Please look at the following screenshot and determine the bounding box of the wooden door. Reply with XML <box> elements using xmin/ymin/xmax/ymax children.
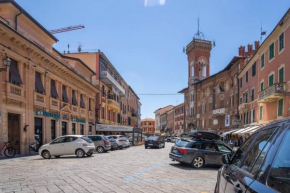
<box><xmin>8</xmin><ymin>113</ymin><xmax>20</xmax><ymax>154</ymax></box>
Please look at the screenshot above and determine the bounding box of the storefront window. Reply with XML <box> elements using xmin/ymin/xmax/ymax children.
<box><xmin>51</xmin><ymin>120</ymin><xmax>56</xmax><ymax>140</ymax></box>
<box><xmin>80</xmin><ymin>124</ymin><xmax>84</xmax><ymax>135</ymax></box>
<box><xmin>89</xmin><ymin>126</ymin><xmax>92</xmax><ymax>135</ymax></box>
<box><xmin>72</xmin><ymin>123</ymin><xmax>76</xmax><ymax>135</ymax></box>
<box><xmin>62</xmin><ymin>122</ymin><xmax>67</xmax><ymax>135</ymax></box>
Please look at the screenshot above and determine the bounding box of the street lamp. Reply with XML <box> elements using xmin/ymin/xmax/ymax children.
<box><xmin>0</xmin><ymin>56</ymin><xmax>11</xmax><ymax>72</ymax></box>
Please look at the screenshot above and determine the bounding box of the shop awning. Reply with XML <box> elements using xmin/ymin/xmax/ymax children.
<box><xmin>232</xmin><ymin>126</ymin><xmax>254</xmax><ymax>135</ymax></box>
<box><xmin>249</xmin><ymin>126</ymin><xmax>263</xmax><ymax>134</ymax></box>
<box><xmin>96</xmin><ymin>124</ymin><xmax>133</xmax><ymax>132</ymax></box>
<box><xmin>221</xmin><ymin>129</ymin><xmax>240</xmax><ymax>136</ymax></box>
<box><xmin>239</xmin><ymin>125</ymin><xmax>260</xmax><ymax>134</ymax></box>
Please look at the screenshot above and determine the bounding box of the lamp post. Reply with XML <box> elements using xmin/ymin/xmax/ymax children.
<box><xmin>0</xmin><ymin>57</ymin><xmax>11</xmax><ymax>72</ymax></box>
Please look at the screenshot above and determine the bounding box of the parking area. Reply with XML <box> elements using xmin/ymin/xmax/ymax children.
<box><xmin>0</xmin><ymin>143</ymin><xmax>218</xmax><ymax>193</ymax></box>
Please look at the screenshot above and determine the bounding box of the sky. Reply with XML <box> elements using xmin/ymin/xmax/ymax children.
<box><xmin>16</xmin><ymin>0</ymin><xmax>290</xmax><ymax>119</ymax></box>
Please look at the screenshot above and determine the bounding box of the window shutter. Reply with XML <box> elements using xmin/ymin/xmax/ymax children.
<box><xmin>50</xmin><ymin>80</ymin><xmax>58</xmax><ymax>99</ymax></box>
<box><xmin>278</xmin><ymin>99</ymin><xmax>283</xmax><ymax>116</ymax></box>
<box><xmin>72</xmin><ymin>91</ymin><xmax>77</xmax><ymax>105</ymax></box>
<box><xmin>260</xmin><ymin>106</ymin><xmax>263</xmax><ymax>120</ymax></box>
<box><xmin>279</xmin><ymin>68</ymin><xmax>284</xmax><ymax>83</ymax></box>
<box><xmin>35</xmin><ymin>72</ymin><xmax>45</xmax><ymax>94</ymax></box>
<box><xmin>9</xmin><ymin>60</ymin><xmax>23</xmax><ymax>85</ymax></box>
<box><xmin>261</xmin><ymin>54</ymin><xmax>264</xmax><ymax>68</ymax></box>
<box><xmin>62</xmin><ymin>86</ymin><xmax>69</xmax><ymax>102</ymax></box>
<box><xmin>80</xmin><ymin>94</ymin><xmax>85</xmax><ymax>108</ymax></box>
<box><xmin>261</xmin><ymin>82</ymin><xmax>264</xmax><ymax>91</ymax></box>
<box><xmin>269</xmin><ymin>75</ymin><xmax>274</xmax><ymax>86</ymax></box>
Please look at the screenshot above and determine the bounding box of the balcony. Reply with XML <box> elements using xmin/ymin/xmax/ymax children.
<box><xmin>72</xmin><ymin>105</ymin><xmax>78</xmax><ymax>115</ymax></box>
<box><xmin>50</xmin><ymin>98</ymin><xmax>60</xmax><ymax>111</ymax></box>
<box><xmin>89</xmin><ymin>111</ymin><xmax>93</xmax><ymax>119</ymax></box>
<box><xmin>239</xmin><ymin>103</ymin><xmax>248</xmax><ymax>113</ymax></box>
<box><xmin>213</xmin><ymin>108</ymin><xmax>228</xmax><ymax>116</ymax></box>
<box><xmin>258</xmin><ymin>83</ymin><xmax>288</xmax><ymax>103</ymax></box>
<box><xmin>34</xmin><ymin>92</ymin><xmax>46</xmax><ymax>107</ymax></box>
<box><xmin>3</xmin><ymin>83</ymin><xmax>26</xmax><ymax>103</ymax></box>
<box><xmin>100</xmin><ymin>70</ymin><xmax>126</xmax><ymax>96</ymax></box>
<box><xmin>107</xmin><ymin>99</ymin><xmax>120</xmax><ymax>109</ymax></box>
<box><xmin>80</xmin><ymin>108</ymin><xmax>86</xmax><ymax>117</ymax></box>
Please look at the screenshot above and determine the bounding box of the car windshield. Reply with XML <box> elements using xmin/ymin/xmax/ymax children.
<box><xmin>148</xmin><ymin>136</ymin><xmax>159</xmax><ymax>140</ymax></box>
<box><xmin>81</xmin><ymin>137</ymin><xmax>93</xmax><ymax>143</ymax></box>
<box><xmin>176</xmin><ymin>140</ymin><xmax>189</xmax><ymax>147</ymax></box>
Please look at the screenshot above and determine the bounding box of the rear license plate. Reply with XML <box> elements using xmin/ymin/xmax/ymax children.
<box><xmin>172</xmin><ymin>150</ymin><xmax>177</xmax><ymax>154</ymax></box>
<box><xmin>148</xmin><ymin>144</ymin><xmax>153</xmax><ymax>146</ymax></box>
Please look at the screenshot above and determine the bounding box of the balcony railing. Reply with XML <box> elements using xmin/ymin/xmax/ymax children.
<box><xmin>89</xmin><ymin>111</ymin><xmax>93</xmax><ymax>119</ymax></box>
<box><xmin>258</xmin><ymin>83</ymin><xmax>288</xmax><ymax>102</ymax></box>
<box><xmin>34</xmin><ymin>92</ymin><xmax>46</xmax><ymax>107</ymax></box>
<box><xmin>238</xmin><ymin>103</ymin><xmax>248</xmax><ymax>113</ymax></box>
<box><xmin>100</xmin><ymin>70</ymin><xmax>126</xmax><ymax>96</ymax></box>
<box><xmin>50</xmin><ymin>98</ymin><xmax>60</xmax><ymax>110</ymax></box>
<box><xmin>80</xmin><ymin>108</ymin><xmax>86</xmax><ymax>117</ymax></box>
<box><xmin>4</xmin><ymin>83</ymin><xmax>26</xmax><ymax>102</ymax></box>
<box><xmin>213</xmin><ymin>108</ymin><xmax>228</xmax><ymax>116</ymax></box>
<box><xmin>107</xmin><ymin>99</ymin><xmax>120</xmax><ymax>109</ymax></box>
<box><xmin>72</xmin><ymin>105</ymin><xmax>78</xmax><ymax>115</ymax></box>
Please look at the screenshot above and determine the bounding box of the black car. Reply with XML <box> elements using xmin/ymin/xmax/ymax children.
<box><xmin>145</xmin><ymin>136</ymin><xmax>165</xmax><ymax>149</ymax></box>
<box><xmin>215</xmin><ymin>118</ymin><xmax>290</xmax><ymax>193</ymax></box>
<box><xmin>169</xmin><ymin>131</ymin><xmax>233</xmax><ymax>168</ymax></box>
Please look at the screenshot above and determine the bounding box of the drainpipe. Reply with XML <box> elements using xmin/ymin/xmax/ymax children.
<box><xmin>15</xmin><ymin>11</ymin><xmax>23</xmax><ymax>31</ymax></box>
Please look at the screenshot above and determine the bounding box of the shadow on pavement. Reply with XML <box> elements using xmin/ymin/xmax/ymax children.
<box><xmin>169</xmin><ymin>163</ymin><xmax>220</xmax><ymax>171</ymax></box>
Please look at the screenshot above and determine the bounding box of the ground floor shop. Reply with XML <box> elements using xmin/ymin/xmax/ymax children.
<box><xmin>0</xmin><ymin>103</ymin><xmax>94</xmax><ymax>155</ymax></box>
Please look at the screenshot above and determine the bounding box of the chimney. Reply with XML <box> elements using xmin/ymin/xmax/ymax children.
<box><xmin>239</xmin><ymin>46</ymin><xmax>245</xmax><ymax>56</ymax></box>
<box><xmin>254</xmin><ymin>41</ymin><xmax>260</xmax><ymax>50</ymax></box>
<box><xmin>248</xmin><ymin>44</ymin><xmax>253</xmax><ymax>54</ymax></box>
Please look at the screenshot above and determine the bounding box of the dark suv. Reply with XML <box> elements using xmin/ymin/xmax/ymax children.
<box><xmin>215</xmin><ymin>118</ymin><xmax>290</xmax><ymax>193</ymax></box>
<box><xmin>145</xmin><ymin>136</ymin><xmax>165</xmax><ymax>149</ymax></box>
<box><xmin>169</xmin><ymin>131</ymin><xmax>233</xmax><ymax>168</ymax></box>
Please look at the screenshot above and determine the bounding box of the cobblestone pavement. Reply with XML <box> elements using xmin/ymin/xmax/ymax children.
<box><xmin>0</xmin><ymin>143</ymin><xmax>218</xmax><ymax>193</ymax></box>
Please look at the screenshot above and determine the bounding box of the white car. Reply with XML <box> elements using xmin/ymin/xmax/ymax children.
<box><xmin>39</xmin><ymin>135</ymin><xmax>95</xmax><ymax>159</ymax></box>
<box><xmin>108</xmin><ymin>135</ymin><xmax>129</xmax><ymax>149</ymax></box>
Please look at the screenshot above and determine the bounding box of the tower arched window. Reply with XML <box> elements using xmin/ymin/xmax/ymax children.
<box><xmin>191</xmin><ymin>66</ymin><xmax>194</xmax><ymax>77</ymax></box>
<box><xmin>202</xmin><ymin>65</ymin><xmax>207</xmax><ymax>77</ymax></box>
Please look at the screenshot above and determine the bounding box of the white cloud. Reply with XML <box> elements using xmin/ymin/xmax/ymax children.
<box><xmin>144</xmin><ymin>0</ymin><xmax>166</xmax><ymax>7</ymax></box>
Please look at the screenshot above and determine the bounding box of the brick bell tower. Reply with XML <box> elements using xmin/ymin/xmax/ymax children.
<box><xmin>184</xmin><ymin>19</ymin><xmax>212</xmax><ymax>132</ymax></box>
<box><xmin>186</xmin><ymin>19</ymin><xmax>212</xmax><ymax>85</ymax></box>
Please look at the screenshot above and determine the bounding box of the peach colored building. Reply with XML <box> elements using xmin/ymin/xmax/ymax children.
<box><xmin>238</xmin><ymin>9</ymin><xmax>290</xmax><ymax>125</ymax></box>
<box><xmin>141</xmin><ymin>118</ymin><xmax>155</xmax><ymax>135</ymax></box>
<box><xmin>0</xmin><ymin>1</ymin><xmax>98</xmax><ymax>154</ymax></box>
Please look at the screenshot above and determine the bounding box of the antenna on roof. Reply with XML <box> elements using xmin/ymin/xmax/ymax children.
<box><xmin>67</xmin><ymin>44</ymin><xmax>70</xmax><ymax>54</ymax></box>
<box><xmin>213</xmin><ymin>39</ymin><xmax>216</xmax><ymax>48</ymax></box>
<box><xmin>194</xmin><ymin>18</ymin><xmax>205</xmax><ymax>40</ymax></box>
<box><xmin>183</xmin><ymin>47</ymin><xmax>185</xmax><ymax>53</ymax></box>
<box><xmin>77</xmin><ymin>42</ymin><xmax>83</xmax><ymax>53</ymax></box>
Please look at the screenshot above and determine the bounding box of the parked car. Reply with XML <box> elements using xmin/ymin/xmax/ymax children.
<box><xmin>145</xmin><ymin>136</ymin><xmax>165</xmax><ymax>149</ymax></box>
<box><xmin>87</xmin><ymin>135</ymin><xmax>111</xmax><ymax>153</ymax></box>
<box><xmin>169</xmin><ymin>131</ymin><xmax>233</xmax><ymax>168</ymax></box>
<box><xmin>215</xmin><ymin>118</ymin><xmax>290</xmax><ymax>193</ymax></box>
<box><xmin>108</xmin><ymin>135</ymin><xmax>129</xmax><ymax>149</ymax></box>
<box><xmin>166</xmin><ymin>137</ymin><xmax>171</xmax><ymax>142</ymax></box>
<box><xmin>124</xmin><ymin>137</ymin><xmax>131</xmax><ymax>148</ymax></box>
<box><xmin>171</xmin><ymin>137</ymin><xmax>178</xmax><ymax>143</ymax></box>
<box><xmin>106</xmin><ymin>136</ymin><xmax>119</xmax><ymax>150</ymax></box>
<box><xmin>39</xmin><ymin>135</ymin><xmax>95</xmax><ymax>159</ymax></box>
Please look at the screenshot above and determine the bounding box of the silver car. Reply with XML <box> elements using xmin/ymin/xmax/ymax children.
<box><xmin>108</xmin><ymin>135</ymin><xmax>129</xmax><ymax>149</ymax></box>
<box><xmin>88</xmin><ymin>135</ymin><xmax>111</xmax><ymax>153</ymax></box>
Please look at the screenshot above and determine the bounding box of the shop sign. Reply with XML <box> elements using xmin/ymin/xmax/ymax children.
<box><xmin>213</xmin><ymin>119</ymin><xmax>218</xmax><ymax>125</ymax></box>
<box><xmin>72</xmin><ymin>118</ymin><xmax>86</xmax><ymax>123</ymax></box>
<box><xmin>225</xmin><ymin>115</ymin><xmax>230</xmax><ymax>127</ymax></box>
<box><xmin>35</xmin><ymin>111</ymin><xmax>60</xmax><ymax>119</ymax></box>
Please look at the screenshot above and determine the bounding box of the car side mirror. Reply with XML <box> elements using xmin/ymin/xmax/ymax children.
<box><xmin>221</xmin><ymin>154</ymin><xmax>231</xmax><ymax>165</ymax></box>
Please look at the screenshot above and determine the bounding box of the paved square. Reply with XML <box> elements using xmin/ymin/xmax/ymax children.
<box><xmin>0</xmin><ymin>143</ymin><xmax>218</xmax><ymax>193</ymax></box>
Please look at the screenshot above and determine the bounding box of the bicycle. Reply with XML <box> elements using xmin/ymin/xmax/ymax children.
<box><xmin>0</xmin><ymin>142</ymin><xmax>16</xmax><ymax>158</ymax></box>
<box><xmin>29</xmin><ymin>141</ymin><xmax>40</xmax><ymax>155</ymax></box>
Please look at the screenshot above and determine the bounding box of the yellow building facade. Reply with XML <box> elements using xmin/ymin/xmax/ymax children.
<box><xmin>0</xmin><ymin>1</ymin><xmax>99</xmax><ymax>154</ymax></box>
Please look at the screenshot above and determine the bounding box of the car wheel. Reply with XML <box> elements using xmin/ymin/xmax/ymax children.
<box><xmin>41</xmin><ymin>150</ymin><xmax>51</xmax><ymax>159</ymax></box>
<box><xmin>192</xmin><ymin>157</ymin><xmax>204</xmax><ymax>168</ymax></box>
<box><xmin>55</xmin><ymin>155</ymin><xmax>61</xmax><ymax>158</ymax></box>
<box><xmin>86</xmin><ymin>152</ymin><xmax>93</xmax><ymax>157</ymax></box>
<box><xmin>97</xmin><ymin>146</ymin><xmax>105</xmax><ymax>153</ymax></box>
<box><xmin>162</xmin><ymin>143</ymin><xmax>165</xmax><ymax>148</ymax></box>
<box><xmin>76</xmin><ymin>149</ymin><xmax>85</xmax><ymax>158</ymax></box>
